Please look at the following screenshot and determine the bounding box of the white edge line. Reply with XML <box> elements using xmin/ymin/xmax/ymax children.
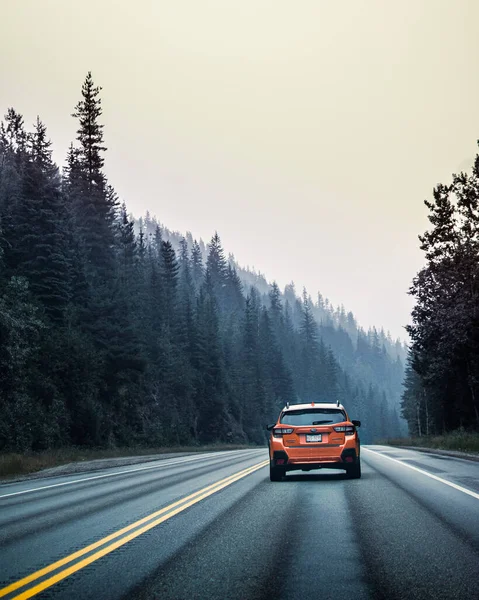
<box><xmin>0</xmin><ymin>449</ymin><xmax>263</xmax><ymax>500</ymax></box>
<box><xmin>362</xmin><ymin>447</ymin><xmax>479</xmax><ymax>500</ymax></box>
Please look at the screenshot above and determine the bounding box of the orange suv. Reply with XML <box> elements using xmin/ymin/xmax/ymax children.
<box><xmin>266</xmin><ymin>402</ymin><xmax>361</xmax><ymax>481</ymax></box>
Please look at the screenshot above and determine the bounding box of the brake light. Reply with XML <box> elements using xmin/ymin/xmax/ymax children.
<box><xmin>334</xmin><ymin>425</ymin><xmax>355</xmax><ymax>434</ymax></box>
<box><xmin>272</xmin><ymin>428</ymin><xmax>294</xmax><ymax>437</ymax></box>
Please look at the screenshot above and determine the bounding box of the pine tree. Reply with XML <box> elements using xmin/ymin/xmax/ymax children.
<box><xmin>408</xmin><ymin>153</ymin><xmax>479</xmax><ymax>431</ymax></box>
<box><xmin>178</xmin><ymin>238</ymin><xmax>196</xmax><ymax>350</ymax></box>
<box><xmin>178</xmin><ymin>238</ymin><xmax>194</xmax><ymax>300</ymax></box>
<box><xmin>205</xmin><ymin>232</ymin><xmax>228</xmax><ymax>304</ymax></box>
<box><xmin>401</xmin><ymin>351</ymin><xmax>430</xmax><ymax>436</ymax></box>
<box><xmin>117</xmin><ymin>202</ymin><xmax>137</xmax><ymax>292</ymax></box>
<box><xmin>0</xmin><ymin>109</ymin><xmax>28</xmax><ymax>159</ymax></box>
<box><xmin>70</xmin><ymin>72</ymin><xmax>117</xmax><ymax>277</ymax></box>
<box><xmin>299</xmin><ymin>289</ymin><xmax>320</xmax><ymax>401</ymax></box>
<box><xmin>194</xmin><ymin>273</ymin><xmax>227</xmax><ymax>442</ymax></box>
<box><xmin>7</xmin><ymin>117</ymin><xmax>70</xmax><ymax>321</ymax></box>
<box><xmin>191</xmin><ymin>239</ymin><xmax>204</xmax><ymax>292</ymax></box>
<box><xmin>224</xmin><ymin>263</ymin><xmax>244</xmax><ymax>314</ymax></box>
<box><xmin>72</xmin><ymin>72</ymin><xmax>107</xmax><ymax>193</ymax></box>
<box><xmin>161</xmin><ymin>240</ymin><xmax>179</xmax><ymax>330</ymax></box>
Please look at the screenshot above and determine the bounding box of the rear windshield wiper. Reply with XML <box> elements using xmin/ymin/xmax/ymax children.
<box><xmin>312</xmin><ymin>420</ymin><xmax>333</xmax><ymax>425</ymax></box>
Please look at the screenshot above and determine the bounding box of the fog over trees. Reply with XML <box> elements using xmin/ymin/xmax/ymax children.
<box><xmin>403</xmin><ymin>142</ymin><xmax>479</xmax><ymax>436</ymax></box>
<box><xmin>0</xmin><ymin>73</ymin><xmax>406</xmax><ymax>452</ymax></box>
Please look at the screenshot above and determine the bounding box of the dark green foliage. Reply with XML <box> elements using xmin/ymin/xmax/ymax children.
<box><xmin>6</xmin><ymin>118</ymin><xmax>71</xmax><ymax>322</ymax></box>
<box><xmin>191</xmin><ymin>239</ymin><xmax>204</xmax><ymax>292</ymax></box>
<box><xmin>72</xmin><ymin>72</ymin><xmax>106</xmax><ymax>190</ymax></box>
<box><xmin>0</xmin><ymin>74</ymin><xmax>404</xmax><ymax>451</ymax></box>
<box><xmin>0</xmin><ymin>277</ymin><xmax>45</xmax><ymax>451</ymax></box>
<box><xmin>161</xmin><ymin>240</ymin><xmax>179</xmax><ymax>329</ymax></box>
<box><xmin>404</xmin><ymin>142</ymin><xmax>479</xmax><ymax>435</ymax></box>
<box><xmin>299</xmin><ymin>290</ymin><xmax>321</xmax><ymax>401</ymax></box>
<box><xmin>69</xmin><ymin>73</ymin><xmax>117</xmax><ymax>279</ymax></box>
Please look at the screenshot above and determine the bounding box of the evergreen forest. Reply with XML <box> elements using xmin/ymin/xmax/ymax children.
<box><xmin>402</xmin><ymin>144</ymin><xmax>479</xmax><ymax>436</ymax></box>
<box><xmin>0</xmin><ymin>73</ymin><xmax>406</xmax><ymax>452</ymax></box>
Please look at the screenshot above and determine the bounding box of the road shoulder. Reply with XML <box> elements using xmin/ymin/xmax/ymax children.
<box><xmin>0</xmin><ymin>452</ymin><xmax>204</xmax><ymax>485</ymax></box>
<box><xmin>388</xmin><ymin>445</ymin><xmax>479</xmax><ymax>462</ymax></box>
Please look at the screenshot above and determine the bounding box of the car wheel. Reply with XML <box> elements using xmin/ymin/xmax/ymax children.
<box><xmin>269</xmin><ymin>465</ymin><xmax>284</xmax><ymax>482</ymax></box>
<box><xmin>346</xmin><ymin>459</ymin><xmax>361</xmax><ymax>479</ymax></box>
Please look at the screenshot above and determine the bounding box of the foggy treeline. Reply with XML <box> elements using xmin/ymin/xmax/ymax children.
<box><xmin>0</xmin><ymin>73</ymin><xmax>405</xmax><ymax>452</ymax></box>
<box><xmin>403</xmin><ymin>145</ymin><xmax>479</xmax><ymax>435</ymax></box>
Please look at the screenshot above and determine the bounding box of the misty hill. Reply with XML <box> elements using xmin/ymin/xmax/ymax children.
<box><xmin>136</xmin><ymin>213</ymin><xmax>407</xmax><ymax>423</ymax></box>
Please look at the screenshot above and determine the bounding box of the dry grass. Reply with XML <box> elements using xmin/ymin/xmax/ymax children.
<box><xmin>381</xmin><ymin>430</ymin><xmax>479</xmax><ymax>454</ymax></box>
<box><xmin>0</xmin><ymin>443</ymin><xmax>260</xmax><ymax>479</ymax></box>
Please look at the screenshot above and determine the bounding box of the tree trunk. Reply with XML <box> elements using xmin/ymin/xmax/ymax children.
<box><xmin>424</xmin><ymin>389</ymin><xmax>430</xmax><ymax>436</ymax></box>
<box><xmin>416</xmin><ymin>400</ymin><xmax>422</xmax><ymax>437</ymax></box>
<box><xmin>466</xmin><ymin>360</ymin><xmax>479</xmax><ymax>427</ymax></box>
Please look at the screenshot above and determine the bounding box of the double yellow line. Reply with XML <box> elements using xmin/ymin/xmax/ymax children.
<box><xmin>1</xmin><ymin>459</ymin><xmax>268</xmax><ymax>600</ymax></box>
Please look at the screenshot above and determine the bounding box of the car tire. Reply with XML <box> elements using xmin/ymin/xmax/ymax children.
<box><xmin>269</xmin><ymin>465</ymin><xmax>284</xmax><ymax>482</ymax></box>
<box><xmin>346</xmin><ymin>459</ymin><xmax>361</xmax><ymax>479</ymax></box>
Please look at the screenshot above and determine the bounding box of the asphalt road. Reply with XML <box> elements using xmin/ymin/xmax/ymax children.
<box><xmin>1</xmin><ymin>446</ymin><xmax>478</xmax><ymax>600</ymax></box>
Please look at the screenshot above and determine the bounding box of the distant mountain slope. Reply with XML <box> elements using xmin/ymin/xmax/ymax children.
<box><xmin>135</xmin><ymin>213</ymin><xmax>408</xmax><ymax>438</ymax></box>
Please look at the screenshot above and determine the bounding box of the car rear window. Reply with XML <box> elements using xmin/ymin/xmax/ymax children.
<box><xmin>280</xmin><ymin>409</ymin><xmax>347</xmax><ymax>426</ymax></box>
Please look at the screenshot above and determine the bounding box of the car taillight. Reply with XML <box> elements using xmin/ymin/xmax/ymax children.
<box><xmin>273</xmin><ymin>428</ymin><xmax>294</xmax><ymax>437</ymax></box>
<box><xmin>334</xmin><ymin>425</ymin><xmax>355</xmax><ymax>434</ymax></box>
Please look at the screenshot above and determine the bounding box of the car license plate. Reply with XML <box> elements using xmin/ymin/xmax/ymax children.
<box><xmin>306</xmin><ymin>434</ymin><xmax>322</xmax><ymax>442</ymax></box>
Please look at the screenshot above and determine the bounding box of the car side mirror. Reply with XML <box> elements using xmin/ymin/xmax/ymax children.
<box><xmin>266</xmin><ymin>423</ymin><xmax>275</xmax><ymax>431</ymax></box>
<box><xmin>352</xmin><ymin>420</ymin><xmax>361</xmax><ymax>427</ymax></box>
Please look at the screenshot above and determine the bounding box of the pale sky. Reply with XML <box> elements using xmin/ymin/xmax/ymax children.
<box><xmin>2</xmin><ymin>0</ymin><xmax>479</xmax><ymax>340</ymax></box>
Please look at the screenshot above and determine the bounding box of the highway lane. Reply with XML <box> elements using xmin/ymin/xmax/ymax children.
<box><xmin>0</xmin><ymin>446</ymin><xmax>478</xmax><ymax>600</ymax></box>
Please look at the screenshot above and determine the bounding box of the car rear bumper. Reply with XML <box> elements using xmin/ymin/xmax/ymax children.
<box><xmin>272</xmin><ymin>448</ymin><xmax>359</xmax><ymax>471</ymax></box>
